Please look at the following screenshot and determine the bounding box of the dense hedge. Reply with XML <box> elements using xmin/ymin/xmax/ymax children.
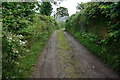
<box><xmin>2</xmin><ymin>2</ymin><xmax>57</xmax><ymax>78</ymax></box>
<box><xmin>65</xmin><ymin>2</ymin><xmax>120</xmax><ymax>73</ymax></box>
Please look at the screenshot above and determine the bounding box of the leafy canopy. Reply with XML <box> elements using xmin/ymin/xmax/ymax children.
<box><xmin>56</xmin><ymin>7</ymin><xmax>69</xmax><ymax>17</ymax></box>
<box><xmin>40</xmin><ymin>2</ymin><xmax>53</xmax><ymax>16</ymax></box>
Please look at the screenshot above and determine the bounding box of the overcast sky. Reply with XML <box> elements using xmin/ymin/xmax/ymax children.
<box><xmin>37</xmin><ymin>0</ymin><xmax>91</xmax><ymax>16</ymax></box>
<box><xmin>52</xmin><ymin>0</ymin><xmax>91</xmax><ymax>16</ymax></box>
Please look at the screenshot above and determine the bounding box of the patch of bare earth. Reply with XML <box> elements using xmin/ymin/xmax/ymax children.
<box><xmin>64</xmin><ymin>31</ymin><xmax>119</xmax><ymax>78</ymax></box>
<box><xmin>31</xmin><ymin>30</ymin><xmax>119</xmax><ymax>78</ymax></box>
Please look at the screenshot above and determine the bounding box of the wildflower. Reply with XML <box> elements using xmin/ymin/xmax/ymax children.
<box><xmin>17</xmin><ymin>34</ymin><xmax>23</xmax><ymax>39</ymax></box>
<box><xmin>9</xmin><ymin>37</ymin><xmax>12</xmax><ymax>40</ymax></box>
<box><xmin>6</xmin><ymin>37</ymin><xmax>9</xmax><ymax>39</ymax></box>
<box><xmin>19</xmin><ymin>40</ymin><xmax>26</xmax><ymax>45</ymax></box>
<box><xmin>19</xmin><ymin>34</ymin><xmax>23</xmax><ymax>37</ymax></box>
<box><xmin>12</xmin><ymin>49</ymin><xmax>19</xmax><ymax>53</ymax></box>
<box><xmin>22</xmin><ymin>41</ymin><xmax>25</xmax><ymax>45</ymax></box>
<box><xmin>15</xmin><ymin>50</ymin><xmax>19</xmax><ymax>53</ymax></box>
<box><xmin>8</xmin><ymin>39</ymin><xmax>11</xmax><ymax>42</ymax></box>
<box><xmin>19</xmin><ymin>40</ymin><xmax>22</xmax><ymax>43</ymax></box>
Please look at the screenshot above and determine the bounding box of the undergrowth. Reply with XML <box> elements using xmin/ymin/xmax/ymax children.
<box><xmin>2</xmin><ymin>2</ymin><xmax>56</xmax><ymax>78</ymax></box>
<box><xmin>67</xmin><ymin>30</ymin><xmax>120</xmax><ymax>74</ymax></box>
<box><xmin>65</xmin><ymin>2</ymin><xmax>120</xmax><ymax>74</ymax></box>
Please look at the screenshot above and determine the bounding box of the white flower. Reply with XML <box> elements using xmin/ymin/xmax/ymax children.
<box><xmin>19</xmin><ymin>40</ymin><xmax>22</xmax><ymax>43</ymax></box>
<box><xmin>22</xmin><ymin>41</ymin><xmax>25</xmax><ymax>45</ymax></box>
<box><xmin>6</xmin><ymin>37</ymin><xmax>9</xmax><ymax>39</ymax></box>
<box><xmin>19</xmin><ymin>40</ymin><xmax>26</xmax><ymax>45</ymax></box>
<box><xmin>7</xmin><ymin>37</ymin><xmax>12</xmax><ymax>42</ymax></box>
<box><xmin>9</xmin><ymin>37</ymin><xmax>12</xmax><ymax>40</ymax></box>
<box><xmin>19</xmin><ymin>34</ymin><xmax>23</xmax><ymax>37</ymax></box>
<box><xmin>17</xmin><ymin>34</ymin><xmax>23</xmax><ymax>39</ymax></box>
<box><xmin>16</xmin><ymin>51</ymin><xmax>19</xmax><ymax>53</ymax></box>
<box><xmin>12</xmin><ymin>49</ymin><xmax>19</xmax><ymax>53</ymax></box>
<box><xmin>8</xmin><ymin>40</ymin><xmax>11</xmax><ymax>42</ymax></box>
<box><xmin>7</xmin><ymin>36</ymin><xmax>12</xmax><ymax>40</ymax></box>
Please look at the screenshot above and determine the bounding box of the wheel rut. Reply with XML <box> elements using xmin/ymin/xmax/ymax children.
<box><xmin>31</xmin><ymin>30</ymin><xmax>119</xmax><ymax>78</ymax></box>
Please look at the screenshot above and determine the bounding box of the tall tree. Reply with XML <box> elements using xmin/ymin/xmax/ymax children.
<box><xmin>40</xmin><ymin>2</ymin><xmax>53</xmax><ymax>16</ymax></box>
<box><xmin>56</xmin><ymin>7</ymin><xmax>69</xmax><ymax>17</ymax></box>
<box><xmin>76</xmin><ymin>2</ymin><xmax>86</xmax><ymax>11</ymax></box>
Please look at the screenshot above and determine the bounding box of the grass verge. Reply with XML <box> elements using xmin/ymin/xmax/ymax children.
<box><xmin>67</xmin><ymin>30</ymin><xmax>120</xmax><ymax>74</ymax></box>
<box><xmin>56</xmin><ymin>30</ymin><xmax>83</xmax><ymax>78</ymax></box>
<box><xmin>15</xmin><ymin>32</ymin><xmax>53</xmax><ymax>78</ymax></box>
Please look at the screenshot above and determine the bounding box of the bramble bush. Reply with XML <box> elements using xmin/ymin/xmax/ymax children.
<box><xmin>2</xmin><ymin>2</ymin><xmax>57</xmax><ymax>78</ymax></box>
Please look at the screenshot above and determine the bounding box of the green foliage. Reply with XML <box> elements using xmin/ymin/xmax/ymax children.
<box><xmin>56</xmin><ymin>7</ymin><xmax>69</xmax><ymax>17</ymax></box>
<box><xmin>2</xmin><ymin>31</ymin><xmax>28</xmax><ymax>78</ymax></box>
<box><xmin>2</xmin><ymin>2</ymin><xmax>57</xmax><ymax>78</ymax></box>
<box><xmin>76</xmin><ymin>2</ymin><xmax>86</xmax><ymax>10</ymax></box>
<box><xmin>2</xmin><ymin>2</ymin><xmax>37</xmax><ymax>32</ymax></box>
<box><xmin>65</xmin><ymin>2</ymin><xmax>120</xmax><ymax>73</ymax></box>
<box><xmin>40</xmin><ymin>2</ymin><xmax>53</xmax><ymax>16</ymax></box>
<box><xmin>56</xmin><ymin>21</ymin><xmax>65</xmax><ymax>29</ymax></box>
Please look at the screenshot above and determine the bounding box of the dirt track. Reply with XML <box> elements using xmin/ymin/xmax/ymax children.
<box><xmin>31</xmin><ymin>30</ymin><xmax>119</xmax><ymax>78</ymax></box>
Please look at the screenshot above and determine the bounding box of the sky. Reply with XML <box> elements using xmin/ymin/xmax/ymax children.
<box><xmin>37</xmin><ymin>0</ymin><xmax>91</xmax><ymax>16</ymax></box>
<box><xmin>52</xmin><ymin>0</ymin><xmax>91</xmax><ymax>16</ymax></box>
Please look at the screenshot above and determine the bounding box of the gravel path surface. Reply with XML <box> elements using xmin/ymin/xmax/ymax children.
<box><xmin>31</xmin><ymin>30</ymin><xmax>119</xmax><ymax>78</ymax></box>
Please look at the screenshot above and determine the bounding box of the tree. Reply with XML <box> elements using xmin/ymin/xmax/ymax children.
<box><xmin>40</xmin><ymin>2</ymin><xmax>53</xmax><ymax>16</ymax></box>
<box><xmin>56</xmin><ymin>7</ymin><xmax>69</xmax><ymax>17</ymax></box>
<box><xmin>76</xmin><ymin>2</ymin><xmax>86</xmax><ymax>11</ymax></box>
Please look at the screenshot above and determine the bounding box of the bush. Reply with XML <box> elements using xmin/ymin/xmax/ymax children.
<box><xmin>2</xmin><ymin>2</ymin><xmax>57</xmax><ymax>78</ymax></box>
<box><xmin>65</xmin><ymin>2</ymin><xmax>120</xmax><ymax>73</ymax></box>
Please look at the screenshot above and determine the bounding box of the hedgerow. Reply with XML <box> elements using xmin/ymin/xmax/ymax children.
<box><xmin>65</xmin><ymin>2</ymin><xmax>120</xmax><ymax>73</ymax></box>
<box><xmin>2</xmin><ymin>2</ymin><xmax>57</xmax><ymax>78</ymax></box>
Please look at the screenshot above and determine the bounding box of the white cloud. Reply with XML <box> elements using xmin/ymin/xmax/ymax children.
<box><xmin>37</xmin><ymin>0</ymin><xmax>91</xmax><ymax>16</ymax></box>
<box><xmin>52</xmin><ymin>0</ymin><xmax>91</xmax><ymax>16</ymax></box>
